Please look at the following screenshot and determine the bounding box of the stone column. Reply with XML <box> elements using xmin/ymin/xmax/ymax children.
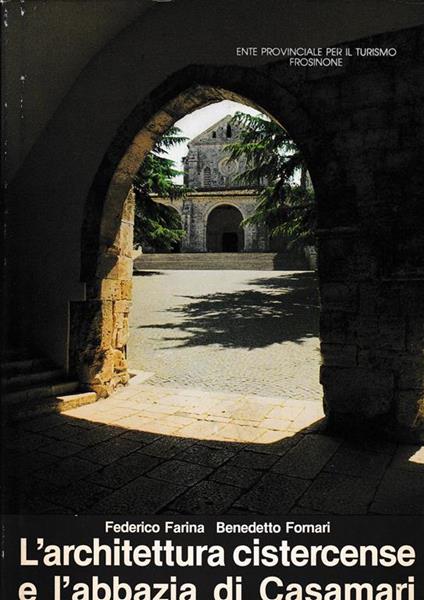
<box><xmin>180</xmin><ymin>198</ymin><xmax>193</xmax><ymax>252</ymax></box>
<box><xmin>70</xmin><ymin>192</ymin><xmax>135</xmax><ymax>397</ymax></box>
<box><xmin>192</xmin><ymin>197</ymin><xmax>207</xmax><ymax>252</ymax></box>
<box><xmin>318</xmin><ymin>209</ymin><xmax>424</xmax><ymax>443</ymax></box>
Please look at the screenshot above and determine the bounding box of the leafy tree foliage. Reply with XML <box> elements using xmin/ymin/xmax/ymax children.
<box><xmin>226</xmin><ymin>112</ymin><xmax>315</xmax><ymax>247</ymax></box>
<box><xmin>132</xmin><ymin>127</ymin><xmax>188</xmax><ymax>252</ymax></box>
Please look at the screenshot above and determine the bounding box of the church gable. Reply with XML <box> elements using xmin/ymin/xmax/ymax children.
<box><xmin>183</xmin><ymin>115</ymin><xmax>249</xmax><ymax>190</ymax></box>
<box><xmin>188</xmin><ymin>115</ymin><xmax>239</xmax><ymax>146</ymax></box>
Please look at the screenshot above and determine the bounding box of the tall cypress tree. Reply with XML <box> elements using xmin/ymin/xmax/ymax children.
<box><xmin>226</xmin><ymin>112</ymin><xmax>315</xmax><ymax>248</ymax></box>
<box><xmin>133</xmin><ymin>126</ymin><xmax>188</xmax><ymax>252</ymax></box>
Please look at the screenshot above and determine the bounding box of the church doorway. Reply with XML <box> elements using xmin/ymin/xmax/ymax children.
<box><xmin>222</xmin><ymin>232</ymin><xmax>238</xmax><ymax>252</ymax></box>
<box><xmin>206</xmin><ymin>204</ymin><xmax>244</xmax><ymax>252</ymax></box>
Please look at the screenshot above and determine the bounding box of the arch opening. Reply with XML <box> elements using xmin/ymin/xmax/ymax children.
<box><xmin>207</xmin><ymin>204</ymin><xmax>244</xmax><ymax>252</ymax></box>
<box><xmin>75</xmin><ymin>76</ymin><xmax>324</xmax><ymax>399</ymax></box>
<box><xmin>75</xmin><ymin>70</ymin><xmax>337</xmax><ymax>413</ymax></box>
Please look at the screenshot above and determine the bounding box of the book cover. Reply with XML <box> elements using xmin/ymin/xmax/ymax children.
<box><xmin>1</xmin><ymin>1</ymin><xmax>423</xmax><ymax>598</ymax></box>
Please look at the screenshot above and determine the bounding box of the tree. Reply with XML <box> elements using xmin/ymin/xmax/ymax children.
<box><xmin>132</xmin><ymin>126</ymin><xmax>188</xmax><ymax>252</ymax></box>
<box><xmin>226</xmin><ymin>112</ymin><xmax>315</xmax><ymax>248</ymax></box>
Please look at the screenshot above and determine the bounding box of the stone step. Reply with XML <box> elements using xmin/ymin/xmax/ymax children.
<box><xmin>3</xmin><ymin>380</ymin><xmax>80</xmax><ymax>404</ymax></box>
<box><xmin>1</xmin><ymin>349</ymin><xmax>100</xmax><ymax>422</ymax></box>
<box><xmin>4</xmin><ymin>391</ymin><xmax>98</xmax><ymax>422</ymax></box>
<box><xmin>2</xmin><ymin>348</ymin><xmax>33</xmax><ymax>362</ymax></box>
<box><xmin>136</xmin><ymin>253</ymin><xmax>282</xmax><ymax>261</ymax></box>
<box><xmin>134</xmin><ymin>252</ymin><xmax>306</xmax><ymax>271</ymax></box>
<box><xmin>2</xmin><ymin>368</ymin><xmax>66</xmax><ymax>391</ymax></box>
<box><xmin>1</xmin><ymin>357</ymin><xmax>52</xmax><ymax>376</ymax></box>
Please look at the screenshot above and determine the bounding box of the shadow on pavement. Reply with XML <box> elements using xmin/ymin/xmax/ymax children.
<box><xmin>2</xmin><ymin>403</ymin><xmax>422</xmax><ymax>516</ymax></box>
<box><xmin>133</xmin><ymin>270</ymin><xmax>166</xmax><ymax>277</ymax></box>
<box><xmin>137</xmin><ymin>272</ymin><xmax>319</xmax><ymax>350</ymax></box>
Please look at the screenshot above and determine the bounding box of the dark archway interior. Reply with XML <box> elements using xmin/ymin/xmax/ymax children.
<box><xmin>222</xmin><ymin>232</ymin><xmax>238</xmax><ymax>252</ymax></box>
<box><xmin>207</xmin><ymin>205</ymin><xmax>244</xmax><ymax>252</ymax></box>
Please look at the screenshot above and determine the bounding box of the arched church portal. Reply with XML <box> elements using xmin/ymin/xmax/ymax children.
<box><xmin>207</xmin><ymin>205</ymin><xmax>244</xmax><ymax>252</ymax></box>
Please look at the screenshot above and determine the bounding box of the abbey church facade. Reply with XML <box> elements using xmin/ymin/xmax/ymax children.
<box><xmin>155</xmin><ymin>115</ymin><xmax>269</xmax><ymax>253</ymax></box>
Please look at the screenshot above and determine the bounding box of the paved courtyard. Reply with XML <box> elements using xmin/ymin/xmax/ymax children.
<box><xmin>3</xmin><ymin>381</ymin><xmax>423</xmax><ymax>515</ymax></box>
<box><xmin>128</xmin><ymin>270</ymin><xmax>321</xmax><ymax>401</ymax></box>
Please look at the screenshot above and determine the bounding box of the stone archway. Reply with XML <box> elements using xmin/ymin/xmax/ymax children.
<box><xmin>73</xmin><ymin>69</ymin><xmax>327</xmax><ymax>400</ymax></box>
<box><xmin>71</xmin><ymin>55</ymin><xmax>424</xmax><ymax>443</ymax></box>
<box><xmin>207</xmin><ymin>204</ymin><xmax>244</xmax><ymax>252</ymax></box>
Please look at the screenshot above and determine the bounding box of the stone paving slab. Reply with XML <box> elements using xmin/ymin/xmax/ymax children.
<box><xmin>340</xmin><ymin>438</ymin><xmax>397</xmax><ymax>455</ymax></box>
<box><xmin>370</xmin><ymin>468</ymin><xmax>424</xmax><ymax>515</ymax></box>
<box><xmin>6</xmin><ymin>474</ymin><xmax>60</xmax><ymax>507</ymax></box>
<box><xmin>88</xmin><ymin>453</ymin><xmax>162</xmax><ymax>489</ymax></box>
<box><xmin>234</xmin><ymin>472</ymin><xmax>310</xmax><ymax>514</ymax></box>
<box><xmin>65</xmin><ymin>424</ymin><xmax>126</xmax><ymax>447</ymax></box>
<box><xmin>120</xmin><ymin>430</ymin><xmax>162</xmax><ymax>445</ymax></box>
<box><xmin>209</xmin><ymin>465</ymin><xmax>262</xmax><ymax>489</ymax></box>
<box><xmin>323</xmin><ymin>445</ymin><xmax>392</xmax><ymax>480</ymax></box>
<box><xmin>271</xmin><ymin>434</ymin><xmax>341</xmax><ymax>479</ymax></box>
<box><xmin>42</xmin><ymin>423</ymin><xmax>84</xmax><ymax>441</ymax></box>
<box><xmin>33</xmin><ymin>456</ymin><xmax>101</xmax><ymax>487</ymax></box>
<box><xmin>147</xmin><ymin>459</ymin><xmax>214</xmax><ymax>487</ymax></box>
<box><xmin>76</xmin><ymin>437</ymin><xmax>142</xmax><ymax>466</ymax></box>
<box><xmin>167</xmin><ymin>481</ymin><xmax>243</xmax><ymax>515</ymax></box>
<box><xmin>297</xmin><ymin>472</ymin><xmax>379</xmax><ymax>515</ymax></box>
<box><xmin>2</xmin><ymin>382</ymin><xmax>423</xmax><ymax>515</ymax></box>
<box><xmin>225</xmin><ymin>449</ymin><xmax>280</xmax><ymax>471</ymax></box>
<box><xmin>48</xmin><ymin>481</ymin><xmax>110</xmax><ymax>513</ymax></box>
<box><xmin>137</xmin><ymin>436</ymin><xmax>195</xmax><ymax>459</ymax></box>
<box><xmin>176</xmin><ymin>444</ymin><xmax>237</xmax><ymax>468</ymax></box>
<box><xmin>6</xmin><ymin>449</ymin><xmax>59</xmax><ymax>476</ymax></box>
<box><xmin>88</xmin><ymin>476</ymin><xmax>186</xmax><ymax>514</ymax></box>
<box><xmin>250</xmin><ymin>431</ymin><xmax>301</xmax><ymax>454</ymax></box>
<box><xmin>3</xmin><ymin>429</ymin><xmax>50</xmax><ymax>452</ymax></box>
<box><xmin>21</xmin><ymin>413</ymin><xmax>68</xmax><ymax>432</ymax></box>
<box><xmin>42</xmin><ymin>439</ymin><xmax>85</xmax><ymax>458</ymax></box>
<box><xmin>13</xmin><ymin>494</ymin><xmax>74</xmax><ymax>515</ymax></box>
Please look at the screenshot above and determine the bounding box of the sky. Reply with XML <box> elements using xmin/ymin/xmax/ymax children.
<box><xmin>167</xmin><ymin>100</ymin><xmax>263</xmax><ymax>183</ymax></box>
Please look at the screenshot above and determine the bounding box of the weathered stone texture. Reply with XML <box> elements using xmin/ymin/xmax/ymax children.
<box><xmin>321</xmin><ymin>343</ymin><xmax>357</xmax><ymax>368</ymax></box>
<box><xmin>156</xmin><ymin>190</ymin><xmax>267</xmax><ymax>252</ymax></box>
<box><xmin>70</xmin><ymin>293</ymin><xmax>131</xmax><ymax>397</ymax></box>
<box><xmin>321</xmin><ymin>367</ymin><xmax>394</xmax><ymax>418</ymax></box>
<box><xmin>183</xmin><ymin>115</ymin><xmax>251</xmax><ymax>190</ymax></box>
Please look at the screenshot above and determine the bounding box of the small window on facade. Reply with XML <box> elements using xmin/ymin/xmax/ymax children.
<box><xmin>226</xmin><ymin>124</ymin><xmax>232</xmax><ymax>138</ymax></box>
<box><xmin>212</xmin><ymin>131</ymin><xmax>216</xmax><ymax>138</ymax></box>
<box><xmin>203</xmin><ymin>166</ymin><xmax>211</xmax><ymax>187</ymax></box>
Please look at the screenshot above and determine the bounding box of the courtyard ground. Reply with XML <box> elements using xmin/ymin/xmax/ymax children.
<box><xmin>128</xmin><ymin>270</ymin><xmax>321</xmax><ymax>400</ymax></box>
<box><xmin>3</xmin><ymin>382</ymin><xmax>423</xmax><ymax>515</ymax></box>
<box><xmin>3</xmin><ymin>270</ymin><xmax>423</xmax><ymax>515</ymax></box>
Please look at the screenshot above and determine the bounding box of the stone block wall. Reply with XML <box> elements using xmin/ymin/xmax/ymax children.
<box><xmin>156</xmin><ymin>191</ymin><xmax>268</xmax><ymax>252</ymax></box>
<box><xmin>276</xmin><ymin>28</ymin><xmax>424</xmax><ymax>441</ymax></box>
